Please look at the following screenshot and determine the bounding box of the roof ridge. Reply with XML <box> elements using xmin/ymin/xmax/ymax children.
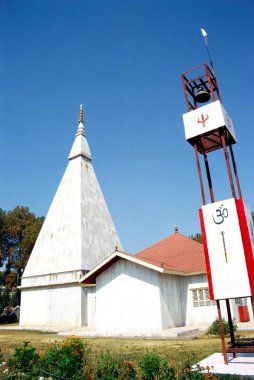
<box><xmin>135</xmin><ymin>232</ymin><xmax>201</xmax><ymax>256</ymax></box>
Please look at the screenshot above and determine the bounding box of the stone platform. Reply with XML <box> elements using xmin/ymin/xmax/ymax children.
<box><xmin>59</xmin><ymin>325</ymin><xmax>201</xmax><ymax>338</ymax></box>
<box><xmin>198</xmin><ymin>352</ymin><xmax>254</xmax><ymax>377</ymax></box>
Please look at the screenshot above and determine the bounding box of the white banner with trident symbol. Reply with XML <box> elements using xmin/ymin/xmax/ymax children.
<box><xmin>183</xmin><ymin>100</ymin><xmax>237</xmax><ymax>142</ymax></box>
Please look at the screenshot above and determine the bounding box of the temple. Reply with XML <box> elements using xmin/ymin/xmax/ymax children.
<box><xmin>20</xmin><ymin>105</ymin><xmax>122</xmax><ymax>327</ymax></box>
<box><xmin>20</xmin><ymin>106</ymin><xmax>253</xmax><ymax>331</ymax></box>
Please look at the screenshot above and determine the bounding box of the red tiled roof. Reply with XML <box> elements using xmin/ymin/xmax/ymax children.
<box><xmin>136</xmin><ymin>232</ymin><xmax>206</xmax><ymax>273</ymax></box>
<box><xmin>80</xmin><ymin>233</ymin><xmax>206</xmax><ymax>285</ymax></box>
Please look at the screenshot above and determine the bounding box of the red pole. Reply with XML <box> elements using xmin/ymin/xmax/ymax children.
<box><xmin>205</xmin><ymin>64</ymin><xmax>216</xmax><ymax>102</ymax></box>
<box><xmin>226</xmin><ymin>299</ymin><xmax>236</xmax><ymax>358</ymax></box>
<box><xmin>181</xmin><ymin>74</ymin><xmax>191</xmax><ymax>112</ymax></box>
<box><xmin>194</xmin><ymin>144</ymin><xmax>206</xmax><ymax>205</ymax></box>
<box><xmin>203</xmin><ymin>152</ymin><xmax>215</xmax><ymax>203</ymax></box>
<box><xmin>217</xmin><ymin>300</ymin><xmax>228</xmax><ymax>364</ymax></box>
<box><xmin>229</xmin><ymin>145</ymin><xmax>242</xmax><ymax>199</ymax></box>
<box><xmin>221</xmin><ymin>132</ymin><xmax>237</xmax><ymax>199</ymax></box>
<box><xmin>251</xmin><ymin>297</ymin><xmax>254</xmax><ymax>316</ymax></box>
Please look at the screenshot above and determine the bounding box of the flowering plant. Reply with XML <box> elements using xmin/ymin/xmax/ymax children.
<box><xmin>41</xmin><ymin>336</ymin><xmax>85</xmax><ymax>380</ymax></box>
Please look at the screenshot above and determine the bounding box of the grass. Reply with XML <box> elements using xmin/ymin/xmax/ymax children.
<box><xmin>0</xmin><ymin>328</ymin><xmax>253</xmax><ymax>369</ymax></box>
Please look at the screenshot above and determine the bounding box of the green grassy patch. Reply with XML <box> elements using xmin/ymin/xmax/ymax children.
<box><xmin>0</xmin><ymin>329</ymin><xmax>253</xmax><ymax>368</ymax></box>
<box><xmin>0</xmin><ymin>330</ymin><xmax>254</xmax><ymax>379</ymax></box>
<box><xmin>0</xmin><ymin>329</ymin><xmax>223</xmax><ymax>367</ymax></box>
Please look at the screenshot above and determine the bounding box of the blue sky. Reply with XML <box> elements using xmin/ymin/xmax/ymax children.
<box><xmin>1</xmin><ymin>0</ymin><xmax>254</xmax><ymax>253</ymax></box>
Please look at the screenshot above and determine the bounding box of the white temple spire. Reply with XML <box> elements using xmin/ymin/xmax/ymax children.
<box><xmin>20</xmin><ymin>106</ymin><xmax>122</xmax><ymax>327</ymax></box>
<box><xmin>76</xmin><ymin>104</ymin><xmax>85</xmax><ymax>136</ymax></box>
<box><xmin>69</xmin><ymin>104</ymin><xmax>92</xmax><ymax>161</ymax></box>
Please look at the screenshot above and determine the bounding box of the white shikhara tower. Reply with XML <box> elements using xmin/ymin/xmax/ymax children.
<box><xmin>20</xmin><ymin>106</ymin><xmax>122</xmax><ymax>327</ymax></box>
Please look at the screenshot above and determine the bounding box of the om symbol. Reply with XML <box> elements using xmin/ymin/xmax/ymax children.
<box><xmin>212</xmin><ymin>205</ymin><xmax>228</xmax><ymax>225</ymax></box>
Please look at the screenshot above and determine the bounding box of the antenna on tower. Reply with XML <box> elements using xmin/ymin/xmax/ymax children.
<box><xmin>201</xmin><ymin>28</ymin><xmax>215</xmax><ymax>77</ymax></box>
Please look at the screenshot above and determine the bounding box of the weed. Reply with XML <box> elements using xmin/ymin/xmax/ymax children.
<box><xmin>96</xmin><ymin>352</ymin><xmax>138</xmax><ymax>379</ymax></box>
<box><xmin>96</xmin><ymin>351</ymin><xmax>120</xmax><ymax>379</ymax></box>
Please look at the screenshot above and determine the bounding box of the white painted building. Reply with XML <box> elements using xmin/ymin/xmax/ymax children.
<box><xmin>80</xmin><ymin>232</ymin><xmax>254</xmax><ymax>333</ymax></box>
<box><xmin>79</xmin><ymin>234</ymin><xmax>238</xmax><ymax>333</ymax></box>
<box><xmin>20</xmin><ymin>106</ymin><xmax>253</xmax><ymax>331</ymax></box>
<box><xmin>20</xmin><ymin>106</ymin><xmax>122</xmax><ymax>327</ymax></box>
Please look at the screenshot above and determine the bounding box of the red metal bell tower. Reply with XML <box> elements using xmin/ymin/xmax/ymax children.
<box><xmin>181</xmin><ymin>62</ymin><xmax>254</xmax><ymax>363</ymax></box>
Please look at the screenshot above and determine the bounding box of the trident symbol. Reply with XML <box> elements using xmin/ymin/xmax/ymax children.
<box><xmin>197</xmin><ymin>113</ymin><xmax>209</xmax><ymax>128</ymax></box>
<box><xmin>220</xmin><ymin>231</ymin><xmax>229</xmax><ymax>263</ymax></box>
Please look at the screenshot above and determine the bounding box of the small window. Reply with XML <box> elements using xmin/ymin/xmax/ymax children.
<box><xmin>235</xmin><ymin>298</ymin><xmax>242</xmax><ymax>305</ymax></box>
<box><xmin>192</xmin><ymin>290</ymin><xmax>199</xmax><ymax>307</ymax></box>
<box><xmin>192</xmin><ymin>288</ymin><xmax>216</xmax><ymax>307</ymax></box>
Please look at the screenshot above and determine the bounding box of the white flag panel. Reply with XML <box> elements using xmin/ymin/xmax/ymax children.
<box><xmin>183</xmin><ymin>100</ymin><xmax>237</xmax><ymax>142</ymax></box>
<box><xmin>200</xmin><ymin>198</ymin><xmax>254</xmax><ymax>300</ymax></box>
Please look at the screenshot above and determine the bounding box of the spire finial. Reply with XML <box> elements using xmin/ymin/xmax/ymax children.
<box><xmin>79</xmin><ymin>104</ymin><xmax>84</xmax><ymax>123</ymax></box>
<box><xmin>75</xmin><ymin>104</ymin><xmax>86</xmax><ymax>138</ymax></box>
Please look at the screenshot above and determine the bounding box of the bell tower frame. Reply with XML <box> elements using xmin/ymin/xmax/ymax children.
<box><xmin>181</xmin><ymin>63</ymin><xmax>254</xmax><ymax>364</ymax></box>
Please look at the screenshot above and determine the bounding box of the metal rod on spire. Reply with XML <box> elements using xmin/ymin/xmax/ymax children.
<box><xmin>201</xmin><ymin>28</ymin><xmax>215</xmax><ymax>77</ymax></box>
<box><xmin>79</xmin><ymin>104</ymin><xmax>84</xmax><ymax>123</ymax></box>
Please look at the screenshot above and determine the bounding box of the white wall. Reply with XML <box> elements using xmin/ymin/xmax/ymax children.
<box><xmin>185</xmin><ymin>278</ymin><xmax>219</xmax><ymax>327</ymax></box>
<box><xmin>20</xmin><ymin>284</ymin><xmax>87</xmax><ymax>327</ymax></box>
<box><xmin>184</xmin><ymin>276</ymin><xmax>254</xmax><ymax>327</ymax></box>
<box><xmin>96</xmin><ymin>259</ymin><xmax>162</xmax><ymax>332</ymax></box>
<box><xmin>159</xmin><ymin>273</ymin><xmax>223</xmax><ymax>329</ymax></box>
<box><xmin>158</xmin><ymin>274</ymin><xmax>183</xmax><ymax>328</ymax></box>
<box><xmin>86</xmin><ymin>286</ymin><xmax>96</xmax><ymax>328</ymax></box>
<box><xmin>95</xmin><ymin>263</ymin><xmax>240</xmax><ymax>332</ymax></box>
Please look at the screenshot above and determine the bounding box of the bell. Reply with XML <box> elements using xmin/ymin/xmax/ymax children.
<box><xmin>194</xmin><ymin>86</ymin><xmax>211</xmax><ymax>103</ymax></box>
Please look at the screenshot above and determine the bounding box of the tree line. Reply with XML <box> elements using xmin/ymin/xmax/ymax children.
<box><xmin>0</xmin><ymin>206</ymin><xmax>44</xmax><ymax>308</ymax></box>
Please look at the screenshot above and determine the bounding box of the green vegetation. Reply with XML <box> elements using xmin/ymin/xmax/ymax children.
<box><xmin>41</xmin><ymin>336</ymin><xmax>85</xmax><ymax>380</ymax></box>
<box><xmin>7</xmin><ymin>341</ymin><xmax>40</xmax><ymax>378</ymax></box>
<box><xmin>95</xmin><ymin>351</ymin><xmax>138</xmax><ymax>379</ymax></box>
<box><xmin>0</xmin><ymin>288</ymin><xmax>16</xmax><ymax>315</ymax></box>
<box><xmin>207</xmin><ymin>318</ymin><xmax>238</xmax><ymax>336</ymax></box>
<box><xmin>139</xmin><ymin>351</ymin><xmax>175</xmax><ymax>380</ymax></box>
<box><xmin>0</xmin><ymin>330</ymin><xmax>253</xmax><ymax>379</ymax></box>
<box><xmin>0</xmin><ymin>206</ymin><xmax>44</xmax><ymax>310</ymax></box>
<box><xmin>189</xmin><ymin>233</ymin><xmax>203</xmax><ymax>244</ymax></box>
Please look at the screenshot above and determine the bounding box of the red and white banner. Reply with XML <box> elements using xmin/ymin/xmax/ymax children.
<box><xmin>199</xmin><ymin>198</ymin><xmax>254</xmax><ymax>300</ymax></box>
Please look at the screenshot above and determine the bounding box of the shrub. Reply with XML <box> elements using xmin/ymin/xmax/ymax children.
<box><xmin>207</xmin><ymin>318</ymin><xmax>237</xmax><ymax>336</ymax></box>
<box><xmin>139</xmin><ymin>351</ymin><xmax>161</xmax><ymax>380</ymax></box>
<box><xmin>41</xmin><ymin>336</ymin><xmax>85</xmax><ymax>380</ymax></box>
<box><xmin>6</xmin><ymin>340</ymin><xmax>40</xmax><ymax>379</ymax></box>
<box><xmin>139</xmin><ymin>351</ymin><xmax>175</xmax><ymax>380</ymax></box>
